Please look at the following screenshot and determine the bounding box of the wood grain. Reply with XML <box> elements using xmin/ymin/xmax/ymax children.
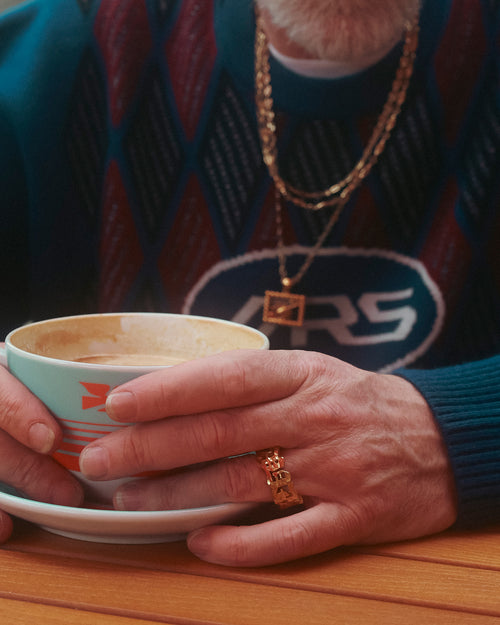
<box><xmin>1</xmin><ymin>521</ymin><xmax>500</xmax><ymax>624</ymax></box>
<box><xmin>0</xmin><ymin>597</ymin><xmax>163</xmax><ymax>625</ymax></box>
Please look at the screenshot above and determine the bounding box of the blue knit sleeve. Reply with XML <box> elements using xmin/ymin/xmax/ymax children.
<box><xmin>397</xmin><ymin>355</ymin><xmax>500</xmax><ymax>528</ymax></box>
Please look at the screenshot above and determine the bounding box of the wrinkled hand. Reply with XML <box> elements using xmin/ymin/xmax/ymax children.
<box><xmin>0</xmin><ymin>348</ymin><xmax>84</xmax><ymax>540</ymax></box>
<box><xmin>79</xmin><ymin>349</ymin><xmax>457</xmax><ymax>567</ymax></box>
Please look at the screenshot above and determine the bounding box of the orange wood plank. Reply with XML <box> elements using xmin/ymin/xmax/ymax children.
<box><xmin>4</xmin><ymin>524</ymin><xmax>500</xmax><ymax>618</ymax></box>
<box><xmin>1</xmin><ymin>548</ymin><xmax>500</xmax><ymax>625</ymax></box>
<box><xmin>359</xmin><ymin>526</ymin><xmax>500</xmax><ymax>569</ymax></box>
<box><xmin>9</xmin><ymin>521</ymin><xmax>500</xmax><ymax>573</ymax></box>
<box><xmin>0</xmin><ymin>597</ymin><xmax>164</xmax><ymax>624</ymax></box>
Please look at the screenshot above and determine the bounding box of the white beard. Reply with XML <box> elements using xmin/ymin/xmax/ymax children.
<box><xmin>255</xmin><ymin>0</ymin><xmax>421</xmax><ymax>62</ymax></box>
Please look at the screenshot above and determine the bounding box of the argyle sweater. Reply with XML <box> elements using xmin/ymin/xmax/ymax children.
<box><xmin>0</xmin><ymin>0</ymin><xmax>499</xmax><ymax>529</ymax></box>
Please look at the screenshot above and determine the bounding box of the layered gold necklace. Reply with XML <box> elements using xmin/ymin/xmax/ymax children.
<box><xmin>255</xmin><ymin>8</ymin><xmax>420</xmax><ymax>326</ymax></box>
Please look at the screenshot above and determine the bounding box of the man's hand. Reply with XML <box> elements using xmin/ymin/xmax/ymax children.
<box><xmin>80</xmin><ymin>349</ymin><xmax>457</xmax><ymax>567</ymax></box>
<box><xmin>0</xmin><ymin>358</ymin><xmax>84</xmax><ymax>540</ymax></box>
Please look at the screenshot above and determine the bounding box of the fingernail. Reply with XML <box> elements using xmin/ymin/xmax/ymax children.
<box><xmin>28</xmin><ymin>423</ymin><xmax>55</xmax><ymax>454</ymax></box>
<box><xmin>187</xmin><ymin>529</ymin><xmax>210</xmax><ymax>557</ymax></box>
<box><xmin>106</xmin><ymin>391</ymin><xmax>136</xmax><ymax>422</ymax></box>
<box><xmin>79</xmin><ymin>445</ymin><xmax>110</xmax><ymax>479</ymax></box>
<box><xmin>114</xmin><ymin>481</ymin><xmax>143</xmax><ymax>511</ymax></box>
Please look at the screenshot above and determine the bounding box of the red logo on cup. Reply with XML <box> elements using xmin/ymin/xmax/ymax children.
<box><xmin>80</xmin><ymin>382</ymin><xmax>112</xmax><ymax>412</ymax></box>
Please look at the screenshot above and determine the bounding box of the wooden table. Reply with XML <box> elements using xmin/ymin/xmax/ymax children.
<box><xmin>1</xmin><ymin>518</ymin><xmax>500</xmax><ymax>624</ymax></box>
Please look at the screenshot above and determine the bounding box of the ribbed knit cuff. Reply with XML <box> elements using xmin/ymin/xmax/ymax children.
<box><xmin>396</xmin><ymin>355</ymin><xmax>500</xmax><ymax>528</ymax></box>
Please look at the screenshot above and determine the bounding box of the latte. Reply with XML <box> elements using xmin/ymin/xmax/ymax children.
<box><xmin>73</xmin><ymin>353</ymin><xmax>186</xmax><ymax>366</ymax></box>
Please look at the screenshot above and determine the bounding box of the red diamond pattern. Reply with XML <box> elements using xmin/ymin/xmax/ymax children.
<box><xmin>99</xmin><ymin>161</ymin><xmax>144</xmax><ymax>311</ymax></box>
<box><xmin>158</xmin><ymin>175</ymin><xmax>221</xmax><ymax>311</ymax></box>
<box><xmin>165</xmin><ymin>0</ymin><xmax>217</xmax><ymax>140</ymax></box>
<box><xmin>434</xmin><ymin>0</ymin><xmax>487</xmax><ymax>144</ymax></box>
<box><xmin>94</xmin><ymin>0</ymin><xmax>152</xmax><ymax>127</ymax></box>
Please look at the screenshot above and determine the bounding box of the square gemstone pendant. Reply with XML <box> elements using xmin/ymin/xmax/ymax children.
<box><xmin>263</xmin><ymin>290</ymin><xmax>306</xmax><ymax>326</ymax></box>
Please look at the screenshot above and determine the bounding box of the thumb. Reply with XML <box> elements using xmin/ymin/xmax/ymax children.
<box><xmin>186</xmin><ymin>503</ymin><xmax>360</xmax><ymax>567</ymax></box>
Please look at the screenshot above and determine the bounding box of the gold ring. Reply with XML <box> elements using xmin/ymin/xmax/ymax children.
<box><xmin>256</xmin><ymin>447</ymin><xmax>303</xmax><ymax>509</ymax></box>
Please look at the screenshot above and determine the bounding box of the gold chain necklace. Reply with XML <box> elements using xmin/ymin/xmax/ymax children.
<box><xmin>256</xmin><ymin>8</ymin><xmax>420</xmax><ymax>326</ymax></box>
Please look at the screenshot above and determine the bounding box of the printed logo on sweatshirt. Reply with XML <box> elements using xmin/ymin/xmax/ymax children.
<box><xmin>183</xmin><ymin>246</ymin><xmax>445</xmax><ymax>372</ymax></box>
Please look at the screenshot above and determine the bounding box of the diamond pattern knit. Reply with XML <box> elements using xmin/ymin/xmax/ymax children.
<box><xmin>0</xmin><ymin>0</ymin><xmax>500</xmax><ymax>533</ymax></box>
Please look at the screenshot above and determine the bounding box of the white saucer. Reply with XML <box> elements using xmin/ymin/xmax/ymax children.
<box><xmin>0</xmin><ymin>483</ymin><xmax>255</xmax><ymax>544</ymax></box>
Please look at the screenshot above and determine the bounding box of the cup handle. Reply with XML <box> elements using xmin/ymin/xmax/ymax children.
<box><xmin>0</xmin><ymin>344</ymin><xmax>7</xmax><ymax>368</ymax></box>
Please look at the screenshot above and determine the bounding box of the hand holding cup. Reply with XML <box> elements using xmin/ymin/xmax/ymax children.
<box><xmin>3</xmin><ymin>313</ymin><xmax>268</xmax><ymax>504</ymax></box>
<box><xmin>79</xmin><ymin>349</ymin><xmax>458</xmax><ymax>566</ymax></box>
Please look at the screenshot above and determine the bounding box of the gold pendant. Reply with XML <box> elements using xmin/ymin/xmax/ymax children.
<box><xmin>263</xmin><ymin>290</ymin><xmax>305</xmax><ymax>326</ymax></box>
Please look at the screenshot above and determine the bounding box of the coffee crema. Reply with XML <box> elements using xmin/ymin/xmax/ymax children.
<box><xmin>73</xmin><ymin>353</ymin><xmax>187</xmax><ymax>366</ymax></box>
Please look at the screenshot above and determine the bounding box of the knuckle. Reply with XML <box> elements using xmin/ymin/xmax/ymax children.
<box><xmin>213</xmin><ymin>357</ymin><xmax>249</xmax><ymax>401</ymax></box>
<box><xmin>280</xmin><ymin>519</ymin><xmax>316</xmax><ymax>556</ymax></box>
<box><xmin>140</xmin><ymin>481</ymin><xmax>173</xmax><ymax>510</ymax></box>
<box><xmin>292</xmin><ymin>350</ymin><xmax>337</xmax><ymax>387</ymax></box>
<box><xmin>122</xmin><ymin>425</ymin><xmax>155</xmax><ymax>471</ymax></box>
<box><xmin>11</xmin><ymin>452</ymin><xmax>47</xmax><ymax>492</ymax></box>
<box><xmin>190</xmin><ymin>413</ymin><xmax>235</xmax><ymax>458</ymax></box>
<box><xmin>335</xmin><ymin>502</ymin><xmax>375</xmax><ymax>542</ymax></box>
<box><xmin>223</xmin><ymin>532</ymin><xmax>253</xmax><ymax>566</ymax></box>
<box><xmin>284</xmin><ymin>352</ymin><xmax>336</xmax><ymax>411</ymax></box>
<box><xmin>0</xmin><ymin>386</ymin><xmax>25</xmax><ymax>431</ymax></box>
<box><xmin>287</xmin><ymin>350</ymin><xmax>322</xmax><ymax>383</ymax></box>
<box><xmin>151</xmin><ymin>382</ymin><xmax>174</xmax><ymax>418</ymax></box>
<box><xmin>220</xmin><ymin>459</ymin><xmax>255</xmax><ymax>501</ymax></box>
